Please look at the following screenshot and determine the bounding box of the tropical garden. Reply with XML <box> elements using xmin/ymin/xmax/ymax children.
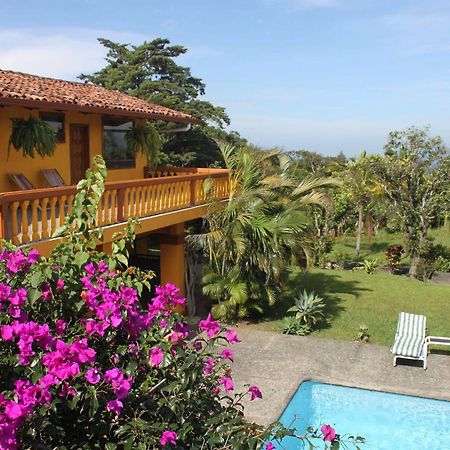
<box><xmin>1</xmin><ymin>34</ymin><xmax>450</xmax><ymax>448</ymax></box>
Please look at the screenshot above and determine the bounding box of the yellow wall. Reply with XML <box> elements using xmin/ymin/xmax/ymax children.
<box><xmin>0</xmin><ymin>106</ymin><xmax>147</xmax><ymax>192</ymax></box>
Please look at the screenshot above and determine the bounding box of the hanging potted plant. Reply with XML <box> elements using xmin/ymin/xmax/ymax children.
<box><xmin>8</xmin><ymin>115</ymin><xmax>57</xmax><ymax>158</ymax></box>
<box><xmin>125</xmin><ymin>123</ymin><xmax>162</xmax><ymax>168</ymax></box>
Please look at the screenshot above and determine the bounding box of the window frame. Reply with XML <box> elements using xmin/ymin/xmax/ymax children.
<box><xmin>39</xmin><ymin>111</ymin><xmax>66</xmax><ymax>143</ymax></box>
<box><xmin>102</xmin><ymin>117</ymin><xmax>136</xmax><ymax>170</ymax></box>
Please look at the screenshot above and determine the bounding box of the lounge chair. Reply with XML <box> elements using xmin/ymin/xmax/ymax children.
<box><xmin>8</xmin><ymin>173</ymin><xmax>35</xmax><ymax>190</ymax></box>
<box><xmin>41</xmin><ymin>169</ymin><xmax>65</xmax><ymax>187</ymax></box>
<box><xmin>391</xmin><ymin>312</ymin><xmax>428</xmax><ymax>369</ymax></box>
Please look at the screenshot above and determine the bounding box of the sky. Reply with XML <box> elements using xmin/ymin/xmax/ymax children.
<box><xmin>2</xmin><ymin>0</ymin><xmax>450</xmax><ymax>156</ymax></box>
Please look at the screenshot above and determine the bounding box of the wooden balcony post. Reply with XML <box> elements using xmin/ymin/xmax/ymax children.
<box><xmin>190</xmin><ymin>179</ymin><xmax>196</xmax><ymax>206</ymax></box>
<box><xmin>117</xmin><ymin>188</ymin><xmax>125</xmax><ymax>222</ymax></box>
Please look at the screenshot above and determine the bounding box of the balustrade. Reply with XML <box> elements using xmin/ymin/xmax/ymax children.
<box><xmin>0</xmin><ymin>170</ymin><xmax>229</xmax><ymax>246</ymax></box>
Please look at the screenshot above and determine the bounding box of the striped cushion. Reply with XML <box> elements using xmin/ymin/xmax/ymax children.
<box><xmin>392</xmin><ymin>333</ymin><xmax>425</xmax><ymax>357</ymax></box>
<box><xmin>391</xmin><ymin>312</ymin><xmax>426</xmax><ymax>358</ymax></box>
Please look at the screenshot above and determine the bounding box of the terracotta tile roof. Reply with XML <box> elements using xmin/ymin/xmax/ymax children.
<box><xmin>0</xmin><ymin>69</ymin><xmax>200</xmax><ymax>124</ymax></box>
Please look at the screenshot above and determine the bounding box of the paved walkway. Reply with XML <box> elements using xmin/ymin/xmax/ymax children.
<box><xmin>231</xmin><ymin>328</ymin><xmax>450</xmax><ymax>425</ymax></box>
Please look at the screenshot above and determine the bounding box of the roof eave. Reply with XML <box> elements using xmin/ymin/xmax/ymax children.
<box><xmin>0</xmin><ymin>97</ymin><xmax>202</xmax><ymax>125</ymax></box>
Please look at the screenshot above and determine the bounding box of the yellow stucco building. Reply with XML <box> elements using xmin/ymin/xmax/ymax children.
<box><xmin>0</xmin><ymin>69</ymin><xmax>229</xmax><ymax>295</ymax></box>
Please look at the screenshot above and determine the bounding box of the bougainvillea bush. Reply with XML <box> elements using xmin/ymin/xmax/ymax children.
<box><xmin>0</xmin><ymin>157</ymin><xmax>364</xmax><ymax>449</ymax></box>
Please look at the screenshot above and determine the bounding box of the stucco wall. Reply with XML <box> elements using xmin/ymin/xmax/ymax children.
<box><xmin>0</xmin><ymin>106</ymin><xmax>147</xmax><ymax>193</ymax></box>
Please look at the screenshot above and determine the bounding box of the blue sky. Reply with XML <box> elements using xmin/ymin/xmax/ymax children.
<box><xmin>2</xmin><ymin>0</ymin><xmax>450</xmax><ymax>156</ymax></box>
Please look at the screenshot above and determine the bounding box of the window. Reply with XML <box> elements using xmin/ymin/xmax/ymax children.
<box><xmin>103</xmin><ymin>118</ymin><xmax>135</xmax><ymax>169</ymax></box>
<box><xmin>39</xmin><ymin>112</ymin><xmax>65</xmax><ymax>143</ymax></box>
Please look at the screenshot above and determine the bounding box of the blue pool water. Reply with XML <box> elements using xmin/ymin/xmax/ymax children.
<box><xmin>274</xmin><ymin>381</ymin><xmax>450</xmax><ymax>449</ymax></box>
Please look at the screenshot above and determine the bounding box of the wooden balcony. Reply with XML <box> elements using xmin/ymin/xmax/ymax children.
<box><xmin>0</xmin><ymin>168</ymin><xmax>229</xmax><ymax>254</ymax></box>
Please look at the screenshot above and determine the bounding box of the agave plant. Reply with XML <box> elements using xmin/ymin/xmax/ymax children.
<box><xmin>8</xmin><ymin>115</ymin><xmax>57</xmax><ymax>158</ymax></box>
<box><xmin>125</xmin><ymin>123</ymin><xmax>162</xmax><ymax>168</ymax></box>
<box><xmin>287</xmin><ymin>290</ymin><xmax>325</xmax><ymax>327</ymax></box>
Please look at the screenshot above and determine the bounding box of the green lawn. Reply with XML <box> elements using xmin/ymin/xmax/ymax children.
<box><xmin>251</xmin><ymin>268</ymin><xmax>450</xmax><ymax>347</ymax></box>
<box><xmin>329</xmin><ymin>227</ymin><xmax>450</xmax><ymax>263</ymax></box>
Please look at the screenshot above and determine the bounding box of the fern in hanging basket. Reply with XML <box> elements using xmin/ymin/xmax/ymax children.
<box><xmin>8</xmin><ymin>115</ymin><xmax>57</xmax><ymax>158</ymax></box>
<box><xmin>125</xmin><ymin>123</ymin><xmax>162</xmax><ymax>168</ymax></box>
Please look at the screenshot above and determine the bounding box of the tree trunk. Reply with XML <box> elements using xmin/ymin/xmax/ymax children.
<box><xmin>408</xmin><ymin>228</ymin><xmax>428</xmax><ymax>279</ymax></box>
<box><xmin>409</xmin><ymin>254</ymin><xmax>421</xmax><ymax>279</ymax></box>
<box><xmin>355</xmin><ymin>205</ymin><xmax>364</xmax><ymax>257</ymax></box>
<box><xmin>366</xmin><ymin>213</ymin><xmax>374</xmax><ymax>242</ymax></box>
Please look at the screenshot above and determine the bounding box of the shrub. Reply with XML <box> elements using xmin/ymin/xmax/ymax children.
<box><xmin>435</xmin><ymin>255</ymin><xmax>450</xmax><ymax>272</ymax></box>
<box><xmin>355</xmin><ymin>325</ymin><xmax>370</xmax><ymax>343</ymax></box>
<box><xmin>287</xmin><ymin>290</ymin><xmax>325</xmax><ymax>328</ymax></box>
<box><xmin>280</xmin><ymin>316</ymin><xmax>312</xmax><ymax>336</ymax></box>
<box><xmin>329</xmin><ymin>249</ymin><xmax>352</xmax><ymax>266</ymax></box>
<box><xmin>362</xmin><ymin>259</ymin><xmax>379</xmax><ymax>274</ymax></box>
<box><xmin>384</xmin><ymin>245</ymin><xmax>404</xmax><ymax>273</ymax></box>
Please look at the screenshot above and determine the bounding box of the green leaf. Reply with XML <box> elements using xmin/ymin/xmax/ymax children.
<box><xmin>30</xmin><ymin>271</ymin><xmax>43</xmax><ymax>288</ymax></box>
<box><xmin>74</xmin><ymin>251</ymin><xmax>89</xmax><ymax>267</ymax></box>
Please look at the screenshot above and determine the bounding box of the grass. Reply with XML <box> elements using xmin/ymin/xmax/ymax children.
<box><xmin>329</xmin><ymin>227</ymin><xmax>450</xmax><ymax>263</ymax></box>
<box><xmin>251</xmin><ymin>268</ymin><xmax>450</xmax><ymax>348</ymax></box>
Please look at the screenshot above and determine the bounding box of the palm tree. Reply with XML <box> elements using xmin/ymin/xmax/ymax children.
<box><xmin>190</xmin><ymin>144</ymin><xmax>339</xmax><ymax>320</ymax></box>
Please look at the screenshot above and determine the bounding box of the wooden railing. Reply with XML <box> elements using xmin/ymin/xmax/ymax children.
<box><xmin>0</xmin><ymin>170</ymin><xmax>229</xmax><ymax>246</ymax></box>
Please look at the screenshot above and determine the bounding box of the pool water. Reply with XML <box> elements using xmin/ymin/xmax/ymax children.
<box><xmin>274</xmin><ymin>381</ymin><xmax>450</xmax><ymax>449</ymax></box>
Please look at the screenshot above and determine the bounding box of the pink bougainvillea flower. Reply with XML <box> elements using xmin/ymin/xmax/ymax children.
<box><xmin>150</xmin><ymin>347</ymin><xmax>163</xmax><ymax>367</ymax></box>
<box><xmin>321</xmin><ymin>424</ymin><xmax>336</xmax><ymax>442</ymax></box>
<box><xmin>160</xmin><ymin>430</ymin><xmax>177</xmax><ymax>446</ymax></box>
<box><xmin>265</xmin><ymin>443</ymin><xmax>276</xmax><ymax>450</ymax></box>
<box><xmin>220</xmin><ymin>376</ymin><xmax>234</xmax><ymax>393</ymax></box>
<box><xmin>203</xmin><ymin>357</ymin><xmax>215</xmax><ymax>376</ymax></box>
<box><xmin>199</xmin><ymin>313</ymin><xmax>221</xmax><ymax>338</ymax></box>
<box><xmin>27</xmin><ymin>249</ymin><xmax>40</xmax><ymax>264</ymax></box>
<box><xmin>4</xmin><ymin>402</ymin><xmax>24</xmax><ymax>420</ymax></box>
<box><xmin>248</xmin><ymin>386</ymin><xmax>263</xmax><ymax>401</ymax></box>
<box><xmin>85</xmin><ymin>368</ymin><xmax>101</xmax><ymax>385</ymax></box>
<box><xmin>106</xmin><ymin>399</ymin><xmax>123</xmax><ymax>415</ymax></box>
<box><xmin>1</xmin><ymin>324</ymin><xmax>14</xmax><ymax>341</ymax></box>
<box><xmin>56</xmin><ymin>279</ymin><xmax>65</xmax><ymax>291</ymax></box>
<box><xmin>9</xmin><ymin>288</ymin><xmax>27</xmax><ymax>306</ymax></box>
<box><xmin>40</xmin><ymin>283</ymin><xmax>53</xmax><ymax>301</ymax></box>
<box><xmin>225</xmin><ymin>329</ymin><xmax>241</xmax><ymax>344</ymax></box>
<box><xmin>0</xmin><ymin>283</ymin><xmax>12</xmax><ymax>301</ymax></box>
<box><xmin>221</xmin><ymin>348</ymin><xmax>234</xmax><ymax>361</ymax></box>
<box><xmin>55</xmin><ymin>319</ymin><xmax>67</xmax><ymax>335</ymax></box>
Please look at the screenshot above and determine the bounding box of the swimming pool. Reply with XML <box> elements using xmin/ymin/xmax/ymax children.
<box><xmin>274</xmin><ymin>381</ymin><xmax>450</xmax><ymax>449</ymax></box>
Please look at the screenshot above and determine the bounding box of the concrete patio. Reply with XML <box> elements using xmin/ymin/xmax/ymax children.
<box><xmin>231</xmin><ymin>328</ymin><xmax>450</xmax><ymax>425</ymax></box>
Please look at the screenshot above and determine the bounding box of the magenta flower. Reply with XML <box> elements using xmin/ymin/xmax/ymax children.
<box><xmin>150</xmin><ymin>347</ymin><xmax>163</xmax><ymax>367</ymax></box>
<box><xmin>4</xmin><ymin>402</ymin><xmax>24</xmax><ymax>420</ymax></box>
<box><xmin>107</xmin><ymin>399</ymin><xmax>123</xmax><ymax>416</ymax></box>
<box><xmin>266</xmin><ymin>443</ymin><xmax>275</xmax><ymax>450</ymax></box>
<box><xmin>321</xmin><ymin>424</ymin><xmax>336</xmax><ymax>442</ymax></box>
<box><xmin>85</xmin><ymin>368</ymin><xmax>101</xmax><ymax>384</ymax></box>
<box><xmin>199</xmin><ymin>313</ymin><xmax>221</xmax><ymax>338</ymax></box>
<box><xmin>219</xmin><ymin>376</ymin><xmax>234</xmax><ymax>393</ymax></box>
<box><xmin>225</xmin><ymin>329</ymin><xmax>241</xmax><ymax>344</ymax></box>
<box><xmin>221</xmin><ymin>348</ymin><xmax>234</xmax><ymax>361</ymax></box>
<box><xmin>160</xmin><ymin>430</ymin><xmax>177</xmax><ymax>446</ymax></box>
<box><xmin>56</xmin><ymin>279</ymin><xmax>65</xmax><ymax>291</ymax></box>
<box><xmin>55</xmin><ymin>319</ymin><xmax>67</xmax><ymax>335</ymax></box>
<box><xmin>203</xmin><ymin>357</ymin><xmax>215</xmax><ymax>376</ymax></box>
<box><xmin>248</xmin><ymin>386</ymin><xmax>263</xmax><ymax>401</ymax></box>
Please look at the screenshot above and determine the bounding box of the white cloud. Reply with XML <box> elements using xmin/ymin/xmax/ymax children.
<box><xmin>0</xmin><ymin>28</ymin><xmax>146</xmax><ymax>80</ymax></box>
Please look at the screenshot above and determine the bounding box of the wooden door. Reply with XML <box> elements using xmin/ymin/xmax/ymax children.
<box><xmin>70</xmin><ymin>124</ymin><xmax>90</xmax><ymax>185</ymax></box>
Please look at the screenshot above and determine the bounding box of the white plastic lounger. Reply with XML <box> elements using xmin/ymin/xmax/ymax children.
<box><xmin>391</xmin><ymin>312</ymin><xmax>427</xmax><ymax>369</ymax></box>
<box><xmin>425</xmin><ymin>336</ymin><xmax>450</xmax><ymax>351</ymax></box>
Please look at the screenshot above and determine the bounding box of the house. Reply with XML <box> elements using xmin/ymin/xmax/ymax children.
<box><xmin>0</xmin><ymin>69</ymin><xmax>229</xmax><ymax>294</ymax></box>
